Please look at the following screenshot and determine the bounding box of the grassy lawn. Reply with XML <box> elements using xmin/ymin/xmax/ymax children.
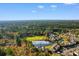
<box><xmin>25</xmin><ymin>36</ymin><xmax>48</xmax><ymax>41</ymax></box>
<box><xmin>45</xmin><ymin>45</ymin><xmax>53</xmax><ymax>50</ymax></box>
<box><xmin>51</xmin><ymin>53</ymin><xmax>62</xmax><ymax>56</ymax></box>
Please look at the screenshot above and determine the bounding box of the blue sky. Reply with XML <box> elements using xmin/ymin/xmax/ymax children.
<box><xmin>0</xmin><ymin>3</ymin><xmax>79</xmax><ymax>21</ymax></box>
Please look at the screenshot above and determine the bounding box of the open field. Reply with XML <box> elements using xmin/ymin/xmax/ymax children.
<box><xmin>25</xmin><ymin>36</ymin><xmax>48</xmax><ymax>41</ymax></box>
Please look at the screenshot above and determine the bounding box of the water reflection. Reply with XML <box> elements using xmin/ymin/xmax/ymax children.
<box><xmin>32</xmin><ymin>41</ymin><xmax>52</xmax><ymax>48</ymax></box>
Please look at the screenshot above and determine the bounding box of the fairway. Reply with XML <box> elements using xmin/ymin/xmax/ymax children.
<box><xmin>25</xmin><ymin>36</ymin><xmax>48</xmax><ymax>41</ymax></box>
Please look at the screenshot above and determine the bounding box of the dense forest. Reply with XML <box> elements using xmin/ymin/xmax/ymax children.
<box><xmin>0</xmin><ymin>20</ymin><xmax>79</xmax><ymax>56</ymax></box>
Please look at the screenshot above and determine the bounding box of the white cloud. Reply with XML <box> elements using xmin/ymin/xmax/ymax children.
<box><xmin>63</xmin><ymin>3</ymin><xmax>76</xmax><ymax>5</ymax></box>
<box><xmin>50</xmin><ymin>5</ymin><xmax>57</xmax><ymax>8</ymax></box>
<box><xmin>64</xmin><ymin>3</ymin><xmax>73</xmax><ymax>4</ymax></box>
<box><xmin>32</xmin><ymin>10</ymin><xmax>37</xmax><ymax>13</ymax></box>
<box><xmin>37</xmin><ymin>5</ymin><xmax>44</xmax><ymax>9</ymax></box>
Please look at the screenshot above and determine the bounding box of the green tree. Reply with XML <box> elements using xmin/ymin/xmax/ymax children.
<box><xmin>0</xmin><ymin>34</ymin><xmax>3</xmax><ymax>39</ymax></box>
<box><xmin>16</xmin><ymin>36</ymin><xmax>21</xmax><ymax>46</ymax></box>
<box><xmin>6</xmin><ymin>48</ymin><xmax>14</xmax><ymax>56</ymax></box>
<box><xmin>0</xmin><ymin>48</ymin><xmax>6</xmax><ymax>56</ymax></box>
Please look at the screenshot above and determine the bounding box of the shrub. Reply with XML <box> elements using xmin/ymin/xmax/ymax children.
<box><xmin>6</xmin><ymin>48</ymin><xmax>14</xmax><ymax>56</ymax></box>
<box><xmin>0</xmin><ymin>48</ymin><xmax>6</xmax><ymax>56</ymax></box>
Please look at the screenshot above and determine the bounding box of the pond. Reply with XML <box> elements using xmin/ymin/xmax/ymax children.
<box><xmin>32</xmin><ymin>41</ymin><xmax>52</xmax><ymax>48</ymax></box>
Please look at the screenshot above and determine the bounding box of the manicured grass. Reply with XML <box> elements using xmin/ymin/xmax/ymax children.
<box><xmin>45</xmin><ymin>45</ymin><xmax>53</xmax><ymax>50</ymax></box>
<box><xmin>51</xmin><ymin>53</ymin><xmax>62</xmax><ymax>56</ymax></box>
<box><xmin>25</xmin><ymin>36</ymin><xmax>48</xmax><ymax>41</ymax></box>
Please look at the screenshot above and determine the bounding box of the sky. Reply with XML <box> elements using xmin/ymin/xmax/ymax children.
<box><xmin>0</xmin><ymin>3</ymin><xmax>79</xmax><ymax>21</ymax></box>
